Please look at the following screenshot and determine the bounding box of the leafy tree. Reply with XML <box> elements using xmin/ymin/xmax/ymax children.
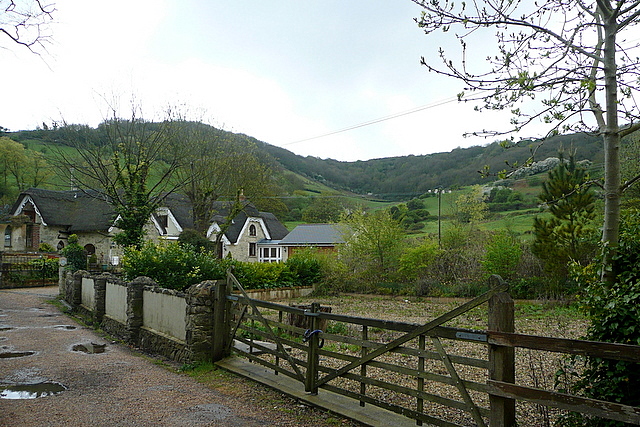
<box><xmin>453</xmin><ymin>185</ymin><xmax>488</xmax><ymax>224</ymax></box>
<box><xmin>178</xmin><ymin>228</ymin><xmax>216</xmax><ymax>253</ymax></box>
<box><xmin>339</xmin><ymin>209</ymin><xmax>404</xmax><ymax>285</ymax></box>
<box><xmin>399</xmin><ymin>238</ymin><xmax>441</xmax><ymax>279</ymax></box>
<box><xmin>412</xmin><ymin>0</ymin><xmax>640</xmax><ymax>285</ymax></box>
<box><xmin>482</xmin><ymin>231</ymin><xmax>522</xmax><ymax>282</ymax></box>
<box><xmin>52</xmin><ymin>107</ymin><xmax>189</xmax><ymax>248</ymax></box>
<box><xmin>302</xmin><ymin>193</ymin><xmax>351</xmax><ymax>223</ymax></box>
<box><xmin>0</xmin><ymin>136</ymin><xmax>51</xmax><ymax>195</ymax></box>
<box><xmin>406</xmin><ymin>198</ymin><xmax>425</xmax><ymax>211</ymax></box>
<box><xmin>532</xmin><ymin>153</ymin><xmax>598</xmax><ymax>283</ymax></box>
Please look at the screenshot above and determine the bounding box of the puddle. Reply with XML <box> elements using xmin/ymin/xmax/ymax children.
<box><xmin>0</xmin><ymin>351</ymin><xmax>35</xmax><ymax>359</ymax></box>
<box><xmin>52</xmin><ymin>325</ymin><xmax>77</xmax><ymax>330</ymax></box>
<box><xmin>0</xmin><ymin>382</ymin><xmax>67</xmax><ymax>399</ymax></box>
<box><xmin>72</xmin><ymin>343</ymin><xmax>106</xmax><ymax>354</ymax></box>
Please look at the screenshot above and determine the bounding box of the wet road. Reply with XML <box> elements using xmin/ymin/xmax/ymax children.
<box><xmin>0</xmin><ymin>286</ymin><xmax>278</xmax><ymax>426</ymax></box>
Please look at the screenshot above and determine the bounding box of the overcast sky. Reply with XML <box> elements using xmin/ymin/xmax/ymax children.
<box><xmin>3</xmin><ymin>0</ymin><xmax>524</xmax><ymax>161</ymax></box>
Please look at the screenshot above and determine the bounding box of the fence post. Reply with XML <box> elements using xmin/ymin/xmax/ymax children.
<box><xmin>305</xmin><ymin>302</ymin><xmax>320</xmax><ymax>395</ymax></box>
<box><xmin>212</xmin><ymin>279</ymin><xmax>230</xmax><ymax>362</ymax></box>
<box><xmin>488</xmin><ymin>277</ymin><xmax>516</xmax><ymax>427</ymax></box>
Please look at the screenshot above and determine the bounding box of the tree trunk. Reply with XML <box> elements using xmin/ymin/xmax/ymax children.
<box><xmin>601</xmin><ymin>14</ymin><xmax>621</xmax><ymax>285</ymax></box>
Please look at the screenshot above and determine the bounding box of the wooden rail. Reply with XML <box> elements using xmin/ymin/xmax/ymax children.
<box><xmin>221</xmin><ymin>275</ymin><xmax>640</xmax><ymax>426</ymax></box>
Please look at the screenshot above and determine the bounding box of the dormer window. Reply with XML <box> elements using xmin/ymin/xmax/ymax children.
<box><xmin>249</xmin><ymin>224</ymin><xmax>257</xmax><ymax>236</ymax></box>
<box><xmin>157</xmin><ymin>214</ymin><xmax>168</xmax><ymax>230</ymax></box>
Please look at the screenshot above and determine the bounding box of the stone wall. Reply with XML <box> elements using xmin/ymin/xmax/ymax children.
<box><xmin>63</xmin><ymin>269</ymin><xmax>312</xmax><ymax>364</ymax></box>
<box><xmin>65</xmin><ymin>270</ymin><xmax>227</xmax><ymax>363</ymax></box>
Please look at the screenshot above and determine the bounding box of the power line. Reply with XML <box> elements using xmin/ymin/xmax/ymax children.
<box><xmin>282</xmin><ymin>97</ymin><xmax>458</xmax><ymax>146</ymax></box>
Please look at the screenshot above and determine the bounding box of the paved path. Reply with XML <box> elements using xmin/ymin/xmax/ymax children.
<box><xmin>0</xmin><ymin>286</ymin><xmax>290</xmax><ymax>426</ymax></box>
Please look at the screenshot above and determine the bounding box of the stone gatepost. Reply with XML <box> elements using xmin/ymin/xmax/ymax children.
<box><xmin>70</xmin><ymin>270</ymin><xmax>89</xmax><ymax>308</ymax></box>
<box><xmin>126</xmin><ymin>276</ymin><xmax>155</xmax><ymax>345</ymax></box>
<box><xmin>185</xmin><ymin>280</ymin><xmax>222</xmax><ymax>363</ymax></box>
<box><xmin>93</xmin><ymin>273</ymin><xmax>112</xmax><ymax>325</ymax></box>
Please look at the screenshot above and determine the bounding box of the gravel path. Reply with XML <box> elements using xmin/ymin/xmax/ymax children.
<box><xmin>0</xmin><ymin>286</ymin><xmax>354</xmax><ymax>427</ymax></box>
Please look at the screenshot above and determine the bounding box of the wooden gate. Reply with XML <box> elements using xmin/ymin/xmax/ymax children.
<box><xmin>220</xmin><ymin>272</ymin><xmax>640</xmax><ymax>426</ymax></box>
<box><xmin>223</xmin><ymin>272</ymin><xmax>510</xmax><ymax>426</ymax></box>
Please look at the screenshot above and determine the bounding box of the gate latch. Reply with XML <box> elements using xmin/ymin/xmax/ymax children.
<box><xmin>303</xmin><ymin>329</ymin><xmax>325</xmax><ymax>348</ymax></box>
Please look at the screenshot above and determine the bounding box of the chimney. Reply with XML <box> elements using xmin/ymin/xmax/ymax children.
<box><xmin>238</xmin><ymin>188</ymin><xmax>246</xmax><ymax>202</ymax></box>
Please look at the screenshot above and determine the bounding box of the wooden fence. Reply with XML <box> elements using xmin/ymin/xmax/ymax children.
<box><xmin>216</xmin><ymin>273</ymin><xmax>640</xmax><ymax>426</ymax></box>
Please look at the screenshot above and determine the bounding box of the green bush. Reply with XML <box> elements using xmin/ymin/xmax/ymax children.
<box><xmin>122</xmin><ymin>242</ymin><xmax>229</xmax><ymax>290</ymax></box>
<box><xmin>560</xmin><ymin>209</ymin><xmax>640</xmax><ymax>426</ymax></box>
<box><xmin>231</xmin><ymin>261</ymin><xmax>293</xmax><ymax>290</ymax></box>
<box><xmin>482</xmin><ymin>231</ymin><xmax>522</xmax><ymax>281</ymax></box>
<box><xmin>122</xmin><ymin>242</ymin><xmax>320</xmax><ymax>291</ymax></box>
<box><xmin>28</xmin><ymin>257</ymin><xmax>60</xmax><ymax>280</ymax></box>
<box><xmin>399</xmin><ymin>239</ymin><xmax>440</xmax><ymax>275</ymax></box>
<box><xmin>61</xmin><ymin>234</ymin><xmax>86</xmax><ymax>272</ymax></box>
<box><xmin>285</xmin><ymin>248</ymin><xmax>322</xmax><ymax>287</ymax></box>
<box><xmin>38</xmin><ymin>242</ymin><xmax>55</xmax><ymax>252</ymax></box>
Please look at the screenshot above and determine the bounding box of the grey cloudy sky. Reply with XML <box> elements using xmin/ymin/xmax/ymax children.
<box><xmin>2</xmin><ymin>0</ymin><xmax>518</xmax><ymax>161</ymax></box>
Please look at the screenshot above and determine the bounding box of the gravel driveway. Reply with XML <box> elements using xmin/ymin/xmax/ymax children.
<box><xmin>0</xmin><ymin>286</ymin><xmax>347</xmax><ymax>427</ymax></box>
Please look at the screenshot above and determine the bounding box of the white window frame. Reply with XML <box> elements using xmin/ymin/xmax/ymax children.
<box><xmin>258</xmin><ymin>246</ymin><xmax>282</xmax><ymax>263</ymax></box>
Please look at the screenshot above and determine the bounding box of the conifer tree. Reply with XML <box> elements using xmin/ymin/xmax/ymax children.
<box><xmin>532</xmin><ymin>152</ymin><xmax>597</xmax><ymax>284</ymax></box>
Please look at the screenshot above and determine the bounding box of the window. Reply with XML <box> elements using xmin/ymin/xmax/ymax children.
<box><xmin>259</xmin><ymin>246</ymin><xmax>282</xmax><ymax>263</ymax></box>
<box><xmin>249</xmin><ymin>243</ymin><xmax>256</xmax><ymax>257</ymax></box>
<box><xmin>57</xmin><ymin>241</ymin><xmax>65</xmax><ymax>251</ymax></box>
<box><xmin>25</xmin><ymin>224</ymin><xmax>33</xmax><ymax>249</ymax></box>
<box><xmin>4</xmin><ymin>227</ymin><xmax>11</xmax><ymax>247</ymax></box>
<box><xmin>249</xmin><ymin>224</ymin><xmax>257</xmax><ymax>236</ymax></box>
<box><xmin>157</xmin><ymin>214</ymin><xmax>168</xmax><ymax>230</ymax></box>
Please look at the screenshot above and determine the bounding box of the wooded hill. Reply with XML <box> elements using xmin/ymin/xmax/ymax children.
<box><xmin>6</xmin><ymin>124</ymin><xmax>603</xmax><ymax>202</ymax></box>
<box><xmin>251</xmin><ymin>131</ymin><xmax>602</xmax><ymax>199</ymax></box>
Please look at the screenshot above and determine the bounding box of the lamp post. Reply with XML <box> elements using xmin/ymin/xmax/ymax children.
<box><xmin>437</xmin><ymin>189</ymin><xmax>442</xmax><ymax>248</ymax></box>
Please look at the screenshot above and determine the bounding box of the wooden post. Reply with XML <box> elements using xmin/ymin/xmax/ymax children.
<box><xmin>212</xmin><ymin>280</ymin><xmax>230</xmax><ymax>362</ymax></box>
<box><xmin>360</xmin><ymin>325</ymin><xmax>368</xmax><ymax>407</ymax></box>
<box><xmin>305</xmin><ymin>302</ymin><xmax>320</xmax><ymax>395</ymax></box>
<box><xmin>488</xmin><ymin>285</ymin><xmax>516</xmax><ymax>427</ymax></box>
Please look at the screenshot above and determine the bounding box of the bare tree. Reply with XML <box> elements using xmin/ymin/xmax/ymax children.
<box><xmin>412</xmin><ymin>0</ymin><xmax>640</xmax><ymax>283</ymax></box>
<box><xmin>174</xmin><ymin>123</ymin><xmax>281</xmax><ymax>236</ymax></box>
<box><xmin>1</xmin><ymin>0</ymin><xmax>54</xmax><ymax>52</ymax></box>
<box><xmin>53</xmin><ymin>107</ymin><xmax>190</xmax><ymax>248</ymax></box>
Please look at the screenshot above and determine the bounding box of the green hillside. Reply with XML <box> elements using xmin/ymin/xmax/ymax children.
<box><xmin>3</xmin><ymin>124</ymin><xmax>603</xmax><ymax>207</ymax></box>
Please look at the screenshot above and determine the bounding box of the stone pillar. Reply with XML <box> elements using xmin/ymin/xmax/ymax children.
<box><xmin>212</xmin><ymin>280</ymin><xmax>231</xmax><ymax>361</ymax></box>
<box><xmin>185</xmin><ymin>280</ymin><xmax>218</xmax><ymax>363</ymax></box>
<box><xmin>70</xmin><ymin>270</ymin><xmax>88</xmax><ymax>308</ymax></box>
<box><xmin>126</xmin><ymin>276</ymin><xmax>154</xmax><ymax>345</ymax></box>
<box><xmin>93</xmin><ymin>273</ymin><xmax>111</xmax><ymax>325</ymax></box>
<box><xmin>58</xmin><ymin>266</ymin><xmax>65</xmax><ymax>296</ymax></box>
